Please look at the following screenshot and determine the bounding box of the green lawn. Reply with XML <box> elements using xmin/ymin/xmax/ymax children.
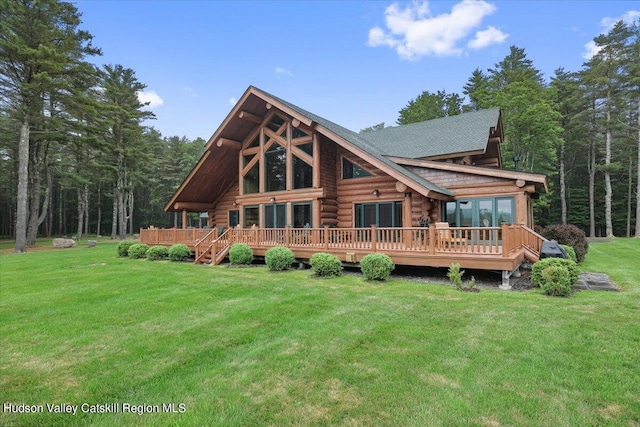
<box><xmin>1</xmin><ymin>239</ymin><xmax>639</xmax><ymax>426</ymax></box>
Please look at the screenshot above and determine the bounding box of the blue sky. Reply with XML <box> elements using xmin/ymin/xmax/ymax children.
<box><xmin>75</xmin><ymin>1</ymin><xmax>638</xmax><ymax>141</ymax></box>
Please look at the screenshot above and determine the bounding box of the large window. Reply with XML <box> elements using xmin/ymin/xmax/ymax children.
<box><xmin>292</xmin><ymin>202</ymin><xmax>312</xmax><ymax>228</ymax></box>
<box><xmin>244</xmin><ymin>206</ymin><xmax>259</xmax><ymax>227</ymax></box>
<box><xmin>342</xmin><ymin>157</ymin><xmax>371</xmax><ymax>179</ymax></box>
<box><xmin>264</xmin><ymin>204</ymin><xmax>287</xmax><ymax>228</ymax></box>
<box><xmin>292</xmin><ymin>155</ymin><xmax>312</xmax><ymax>189</ymax></box>
<box><xmin>229</xmin><ymin>210</ymin><xmax>239</xmax><ymax>228</ymax></box>
<box><xmin>243</xmin><ymin>162</ymin><xmax>259</xmax><ymax>194</ymax></box>
<box><xmin>264</xmin><ymin>144</ymin><xmax>286</xmax><ymax>192</ymax></box>
<box><xmin>355</xmin><ymin>202</ymin><xmax>402</xmax><ymax>227</ymax></box>
<box><xmin>240</xmin><ymin>113</ymin><xmax>315</xmax><ymax>194</ymax></box>
<box><xmin>444</xmin><ymin>197</ymin><xmax>514</xmax><ymax>227</ymax></box>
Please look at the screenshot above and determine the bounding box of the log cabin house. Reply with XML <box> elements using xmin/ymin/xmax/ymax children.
<box><xmin>140</xmin><ymin>86</ymin><xmax>549</xmax><ymax>288</ymax></box>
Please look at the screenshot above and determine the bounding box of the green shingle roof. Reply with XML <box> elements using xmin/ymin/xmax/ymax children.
<box><xmin>359</xmin><ymin>108</ymin><xmax>501</xmax><ymax>159</ymax></box>
<box><xmin>254</xmin><ymin>88</ymin><xmax>501</xmax><ymax>198</ymax></box>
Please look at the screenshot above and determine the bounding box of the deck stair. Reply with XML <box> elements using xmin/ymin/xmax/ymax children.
<box><xmin>194</xmin><ymin>229</ymin><xmax>232</xmax><ymax>265</ymax></box>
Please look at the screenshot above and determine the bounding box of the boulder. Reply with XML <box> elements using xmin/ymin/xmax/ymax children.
<box><xmin>53</xmin><ymin>238</ymin><xmax>76</xmax><ymax>249</ymax></box>
<box><xmin>87</xmin><ymin>240</ymin><xmax>97</xmax><ymax>248</ymax></box>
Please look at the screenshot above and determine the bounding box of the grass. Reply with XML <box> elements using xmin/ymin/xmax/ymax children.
<box><xmin>1</xmin><ymin>238</ymin><xmax>639</xmax><ymax>426</ymax></box>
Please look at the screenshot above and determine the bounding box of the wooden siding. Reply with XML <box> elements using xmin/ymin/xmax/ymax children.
<box><xmin>406</xmin><ymin>166</ymin><xmax>503</xmax><ymax>189</ymax></box>
<box><xmin>213</xmin><ymin>181</ymin><xmax>240</xmax><ymax>228</ymax></box>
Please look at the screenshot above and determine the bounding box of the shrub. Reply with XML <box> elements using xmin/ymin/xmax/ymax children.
<box><xmin>531</xmin><ymin>257</ymin><xmax>579</xmax><ymax>288</ymax></box>
<box><xmin>229</xmin><ymin>243</ymin><xmax>254</xmax><ymax>265</ymax></box>
<box><xmin>538</xmin><ymin>224</ymin><xmax>588</xmax><ymax>263</ymax></box>
<box><xmin>539</xmin><ymin>265</ymin><xmax>573</xmax><ymax>297</ymax></box>
<box><xmin>560</xmin><ymin>244</ymin><xmax>577</xmax><ymax>263</ymax></box>
<box><xmin>309</xmin><ymin>253</ymin><xmax>343</xmax><ymax>277</ymax></box>
<box><xmin>265</xmin><ymin>246</ymin><xmax>295</xmax><ymax>271</ymax></box>
<box><xmin>117</xmin><ymin>240</ymin><xmax>136</xmax><ymax>257</ymax></box>
<box><xmin>168</xmin><ymin>244</ymin><xmax>191</xmax><ymax>262</ymax></box>
<box><xmin>447</xmin><ymin>263</ymin><xmax>464</xmax><ymax>289</ymax></box>
<box><xmin>128</xmin><ymin>243</ymin><xmax>149</xmax><ymax>259</ymax></box>
<box><xmin>146</xmin><ymin>245</ymin><xmax>169</xmax><ymax>261</ymax></box>
<box><xmin>360</xmin><ymin>253</ymin><xmax>395</xmax><ymax>281</ymax></box>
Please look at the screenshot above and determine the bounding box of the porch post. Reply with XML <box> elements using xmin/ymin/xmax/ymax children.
<box><xmin>182</xmin><ymin>209</ymin><xmax>187</xmax><ymax>230</ymax></box>
<box><xmin>324</xmin><ymin>225</ymin><xmax>329</xmax><ymax>250</ymax></box>
<box><xmin>285</xmin><ymin>225</ymin><xmax>291</xmax><ymax>247</ymax></box>
<box><xmin>371</xmin><ymin>225</ymin><xmax>377</xmax><ymax>252</ymax></box>
<box><xmin>501</xmin><ymin>223</ymin><xmax>510</xmax><ymax>257</ymax></box>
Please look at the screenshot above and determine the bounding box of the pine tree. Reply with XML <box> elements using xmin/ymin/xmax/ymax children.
<box><xmin>0</xmin><ymin>0</ymin><xmax>100</xmax><ymax>251</ymax></box>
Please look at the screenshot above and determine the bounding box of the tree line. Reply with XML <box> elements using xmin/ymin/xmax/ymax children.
<box><xmin>0</xmin><ymin>0</ymin><xmax>205</xmax><ymax>252</ymax></box>
<box><xmin>1</xmin><ymin>1</ymin><xmax>638</xmax><ymax>255</ymax></box>
<box><xmin>386</xmin><ymin>21</ymin><xmax>639</xmax><ymax>238</ymax></box>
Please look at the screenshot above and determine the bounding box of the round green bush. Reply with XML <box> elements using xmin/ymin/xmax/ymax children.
<box><xmin>360</xmin><ymin>253</ymin><xmax>395</xmax><ymax>281</ymax></box>
<box><xmin>560</xmin><ymin>244</ymin><xmax>577</xmax><ymax>263</ymax></box>
<box><xmin>229</xmin><ymin>243</ymin><xmax>254</xmax><ymax>265</ymax></box>
<box><xmin>168</xmin><ymin>244</ymin><xmax>191</xmax><ymax>262</ymax></box>
<box><xmin>539</xmin><ymin>265</ymin><xmax>573</xmax><ymax>296</ymax></box>
<box><xmin>146</xmin><ymin>245</ymin><xmax>169</xmax><ymax>261</ymax></box>
<box><xmin>531</xmin><ymin>257</ymin><xmax>579</xmax><ymax>288</ymax></box>
<box><xmin>265</xmin><ymin>246</ymin><xmax>295</xmax><ymax>271</ymax></box>
<box><xmin>309</xmin><ymin>252</ymin><xmax>343</xmax><ymax>277</ymax></box>
<box><xmin>538</xmin><ymin>224</ymin><xmax>588</xmax><ymax>263</ymax></box>
<box><xmin>128</xmin><ymin>243</ymin><xmax>149</xmax><ymax>259</ymax></box>
<box><xmin>117</xmin><ymin>240</ymin><xmax>136</xmax><ymax>257</ymax></box>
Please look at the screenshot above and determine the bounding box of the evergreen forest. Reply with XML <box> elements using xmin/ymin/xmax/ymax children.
<box><xmin>1</xmin><ymin>1</ymin><xmax>638</xmax><ymax>254</ymax></box>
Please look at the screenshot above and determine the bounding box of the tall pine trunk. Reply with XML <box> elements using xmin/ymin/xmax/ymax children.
<box><xmin>111</xmin><ymin>186</ymin><xmax>118</xmax><ymax>239</ymax></box>
<box><xmin>96</xmin><ymin>183</ymin><xmax>102</xmax><ymax>236</ymax></box>
<box><xmin>604</xmin><ymin>100</ymin><xmax>614</xmax><ymax>238</ymax></box>
<box><xmin>559</xmin><ymin>142</ymin><xmax>567</xmax><ymax>224</ymax></box>
<box><xmin>588</xmin><ymin>139</ymin><xmax>596</xmax><ymax>237</ymax></box>
<box><xmin>636</xmin><ymin>98</ymin><xmax>640</xmax><ymax>238</ymax></box>
<box><xmin>14</xmin><ymin>119</ymin><xmax>29</xmax><ymax>253</ymax></box>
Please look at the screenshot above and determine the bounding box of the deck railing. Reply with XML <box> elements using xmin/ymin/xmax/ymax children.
<box><xmin>141</xmin><ymin>224</ymin><xmax>522</xmax><ymax>256</ymax></box>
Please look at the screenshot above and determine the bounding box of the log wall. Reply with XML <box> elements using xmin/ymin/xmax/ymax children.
<box><xmin>213</xmin><ymin>181</ymin><xmax>240</xmax><ymax>228</ymax></box>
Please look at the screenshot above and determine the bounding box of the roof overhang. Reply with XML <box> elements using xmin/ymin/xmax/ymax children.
<box><xmin>387</xmin><ymin>156</ymin><xmax>548</xmax><ymax>193</ymax></box>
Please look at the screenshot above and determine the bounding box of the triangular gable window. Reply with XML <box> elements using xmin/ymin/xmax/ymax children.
<box><xmin>342</xmin><ymin>157</ymin><xmax>372</xmax><ymax>179</ymax></box>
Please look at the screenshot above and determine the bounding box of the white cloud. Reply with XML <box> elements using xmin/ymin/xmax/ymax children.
<box><xmin>468</xmin><ymin>26</ymin><xmax>508</xmax><ymax>49</ymax></box>
<box><xmin>601</xmin><ymin>10</ymin><xmax>640</xmax><ymax>30</ymax></box>
<box><xmin>367</xmin><ymin>0</ymin><xmax>506</xmax><ymax>60</ymax></box>
<box><xmin>229</xmin><ymin>97</ymin><xmax>238</xmax><ymax>105</ymax></box>
<box><xmin>275</xmin><ymin>66</ymin><xmax>293</xmax><ymax>77</ymax></box>
<box><xmin>583</xmin><ymin>10</ymin><xmax>639</xmax><ymax>59</ymax></box>
<box><xmin>137</xmin><ymin>90</ymin><xmax>164</xmax><ymax>108</ymax></box>
<box><xmin>582</xmin><ymin>40</ymin><xmax>601</xmax><ymax>59</ymax></box>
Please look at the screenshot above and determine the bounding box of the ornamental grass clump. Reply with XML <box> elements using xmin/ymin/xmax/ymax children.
<box><xmin>168</xmin><ymin>244</ymin><xmax>191</xmax><ymax>262</ymax></box>
<box><xmin>128</xmin><ymin>243</ymin><xmax>149</xmax><ymax>259</ymax></box>
<box><xmin>265</xmin><ymin>246</ymin><xmax>295</xmax><ymax>272</ymax></box>
<box><xmin>117</xmin><ymin>240</ymin><xmax>137</xmax><ymax>257</ymax></box>
<box><xmin>309</xmin><ymin>253</ymin><xmax>343</xmax><ymax>277</ymax></box>
<box><xmin>229</xmin><ymin>243</ymin><xmax>254</xmax><ymax>265</ymax></box>
<box><xmin>146</xmin><ymin>245</ymin><xmax>169</xmax><ymax>261</ymax></box>
<box><xmin>360</xmin><ymin>253</ymin><xmax>395</xmax><ymax>281</ymax></box>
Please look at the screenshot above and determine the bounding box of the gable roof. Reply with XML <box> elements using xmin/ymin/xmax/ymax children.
<box><xmin>360</xmin><ymin>108</ymin><xmax>501</xmax><ymax>159</ymax></box>
<box><xmin>165</xmin><ymin>86</ymin><xmax>537</xmax><ymax>212</ymax></box>
<box><xmin>259</xmin><ymin>88</ymin><xmax>454</xmax><ymax>198</ymax></box>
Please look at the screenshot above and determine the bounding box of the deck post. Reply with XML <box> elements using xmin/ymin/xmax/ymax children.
<box><xmin>428</xmin><ymin>225</ymin><xmax>435</xmax><ymax>254</ymax></box>
<box><xmin>285</xmin><ymin>225</ymin><xmax>291</xmax><ymax>247</ymax></box>
<box><xmin>324</xmin><ymin>226</ymin><xmax>329</xmax><ymax>250</ymax></box>
<box><xmin>371</xmin><ymin>225</ymin><xmax>377</xmax><ymax>252</ymax></box>
<box><xmin>182</xmin><ymin>209</ymin><xmax>187</xmax><ymax>229</ymax></box>
<box><xmin>501</xmin><ymin>224</ymin><xmax>510</xmax><ymax>257</ymax></box>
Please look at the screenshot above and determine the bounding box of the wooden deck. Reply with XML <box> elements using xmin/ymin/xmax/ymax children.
<box><xmin>140</xmin><ymin>224</ymin><xmax>544</xmax><ymax>276</ymax></box>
